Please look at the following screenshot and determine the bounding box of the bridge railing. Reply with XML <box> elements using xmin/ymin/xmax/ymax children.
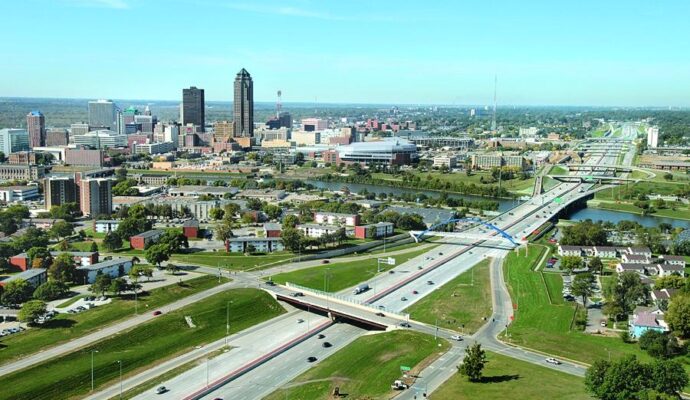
<box><xmin>284</xmin><ymin>282</ymin><xmax>409</xmax><ymax>320</ymax></box>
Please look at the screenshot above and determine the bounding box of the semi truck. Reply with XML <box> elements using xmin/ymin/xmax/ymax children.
<box><xmin>353</xmin><ymin>283</ymin><xmax>370</xmax><ymax>295</ymax></box>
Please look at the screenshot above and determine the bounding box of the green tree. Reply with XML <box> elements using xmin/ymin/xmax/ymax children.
<box><xmin>282</xmin><ymin>214</ymin><xmax>299</xmax><ymax>229</ymax></box>
<box><xmin>571</xmin><ymin>273</ymin><xmax>595</xmax><ymax>306</ymax></box>
<box><xmin>560</xmin><ymin>256</ymin><xmax>583</xmax><ymax>274</ymax></box>
<box><xmin>145</xmin><ymin>244</ymin><xmax>169</xmax><ymax>268</ymax></box>
<box><xmin>165</xmin><ymin>263</ymin><xmax>179</xmax><ymax>275</ymax></box>
<box><xmin>158</xmin><ymin>231</ymin><xmax>188</xmax><ymax>253</ymax></box>
<box><xmin>246</xmin><ymin>198</ymin><xmax>263</xmax><ymax>211</ymax></box>
<box><xmin>90</xmin><ymin>273</ymin><xmax>112</xmax><ymax>296</ymax></box>
<box><xmin>280</xmin><ymin>227</ymin><xmax>304</xmax><ymax>253</ymax></box>
<box><xmin>458</xmin><ymin>343</ymin><xmax>487</xmax><ymax>382</ymax></box>
<box><xmin>589</xmin><ymin>256</ymin><xmax>604</xmax><ymax>275</ymax></box>
<box><xmin>33</xmin><ymin>280</ymin><xmax>70</xmax><ymax>301</ymax></box>
<box><xmin>638</xmin><ymin>331</ymin><xmax>685</xmax><ymax>359</ymax></box>
<box><xmin>48</xmin><ymin>253</ymin><xmax>77</xmax><ymax>283</ymax></box>
<box><xmin>26</xmin><ymin>247</ymin><xmax>53</xmax><ymax>270</ymax></box>
<box><xmin>89</xmin><ymin>241</ymin><xmax>99</xmax><ymax>253</ymax></box>
<box><xmin>215</xmin><ymin>220</ymin><xmax>234</xmax><ymax>242</ymax></box>
<box><xmin>209</xmin><ymin>208</ymin><xmax>225</xmax><ymax>220</ymax></box>
<box><xmin>665</xmin><ymin>294</ymin><xmax>690</xmax><ymax>337</ymax></box>
<box><xmin>605</xmin><ymin>271</ymin><xmax>648</xmax><ymax>320</ymax></box>
<box><xmin>585</xmin><ymin>355</ymin><xmax>650</xmax><ymax>400</ymax></box>
<box><xmin>649</xmin><ymin>359</ymin><xmax>688</xmax><ymax>395</ymax></box>
<box><xmin>18</xmin><ymin>300</ymin><xmax>47</xmax><ymax>325</ymax></box>
<box><xmin>1</xmin><ymin>279</ymin><xmax>34</xmax><ymax>305</ymax></box>
<box><xmin>654</xmin><ymin>275</ymin><xmax>685</xmax><ymax>290</ymax></box>
<box><xmin>561</xmin><ymin>220</ymin><xmax>608</xmax><ymax>246</ymax></box>
<box><xmin>102</xmin><ymin>231</ymin><xmax>123</xmax><ymax>251</ymax></box>
<box><xmin>49</xmin><ymin>220</ymin><xmax>74</xmax><ymax>241</ymax></box>
<box><xmin>108</xmin><ymin>278</ymin><xmax>128</xmax><ymax>296</ymax></box>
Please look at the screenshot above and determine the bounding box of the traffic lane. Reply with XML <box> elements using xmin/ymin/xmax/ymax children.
<box><xmin>483</xmin><ymin>340</ymin><xmax>586</xmax><ymax>377</ymax></box>
<box><xmin>200</xmin><ymin>323</ymin><xmax>365</xmax><ymax>400</ymax></box>
<box><xmin>136</xmin><ymin>311</ymin><xmax>330</xmax><ymax>400</ymax></box>
<box><xmin>397</xmin><ymin>344</ymin><xmax>467</xmax><ymax>400</ymax></box>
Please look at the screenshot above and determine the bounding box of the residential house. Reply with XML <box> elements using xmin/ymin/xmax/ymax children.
<box><xmin>616</xmin><ymin>263</ymin><xmax>646</xmax><ymax>275</ymax></box>
<box><xmin>593</xmin><ymin>246</ymin><xmax>618</xmax><ymax>258</ymax></box>
<box><xmin>94</xmin><ymin>220</ymin><xmax>120</xmax><ymax>234</ymax></box>
<box><xmin>77</xmin><ymin>258</ymin><xmax>133</xmax><ymax>284</ymax></box>
<box><xmin>557</xmin><ymin>245</ymin><xmax>583</xmax><ymax>257</ymax></box>
<box><xmin>130</xmin><ymin>230</ymin><xmax>164</xmax><ymax>250</ymax></box>
<box><xmin>225</xmin><ymin>237</ymin><xmax>284</xmax><ymax>253</ymax></box>
<box><xmin>354</xmin><ymin>222</ymin><xmax>394</xmax><ymax>239</ymax></box>
<box><xmin>313</xmin><ymin>212</ymin><xmax>360</xmax><ymax>227</ymax></box>
<box><xmin>298</xmin><ymin>224</ymin><xmax>342</xmax><ymax>239</ymax></box>
<box><xmin>263</xmin><ymin>223</ymin><xmax>281</xmax><ymax>238</ymax></box>
<box><xmin>182</xmin><ymin>219</ymin><xmax>200</xmax><ymax>239</ymax></box>
<box><xmin>0</xmin><ymin>268</ymin><xmax>47</xmax><ymax>288</ymax></box>
<box><xmin>629</xmin><ymin>311</ymin><xmax>667</xmax><ymax>338</ymax></box>
<box><xmin>658</xmin><ymin>255</ymin><xmax>686</xmax><ymax>268</ymax></box>
<box><xmin>621</xmin><ymin>253</ymin><xmax>651</xmax><ymax>264</ymax></box>
<box><xmin>657</xmin><ymin>263</ymin><xmax>685</xmax><ymax>277</ymax></box>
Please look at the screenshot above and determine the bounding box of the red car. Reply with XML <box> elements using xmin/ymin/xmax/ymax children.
<box><xmin>153</xmin><ymin>310</ymin><xmax>162</xmax><ymax>316</ymax></box>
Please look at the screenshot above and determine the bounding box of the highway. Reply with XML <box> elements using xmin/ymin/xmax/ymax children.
<box><xmin>87</xmin><ymin>140</ymin><xmax>630</xmax><ymax>400</ymax></box>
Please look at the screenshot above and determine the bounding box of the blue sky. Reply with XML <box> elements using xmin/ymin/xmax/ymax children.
<box><xmin>2</xmin><ymin>0</ymin><xmax>690</xmax><ymax>106</ymax></box>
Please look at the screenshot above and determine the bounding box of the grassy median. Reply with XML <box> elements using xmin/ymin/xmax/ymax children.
<box><xmin>406</xmin><ymin>258</ymin><xmax>492</xmax><ymax>333</ymax></box>
<box><xmin>434</xmin><ymin>351</ymin><xmax>591</xmax><ymax>399</ymax></box>
<box><xmin>0</xmin><ymin>275</ymin><xmax>226</xmax><ymax>365</ymax></box>
<box><xmin>171</xmin><ymin>251</ymin><xmax>294</xmax><ymax>270</ymax></box>
<box><xmin>268</xmin><ymin>246</ymin><xmax>436</xmax><ymax>292</ymax></box>
<box><xmin>265</xmin><ymin>330</ymin><xmax>450</xmax><ymax>400</ymax></box>
<box><xmin>0</xmin><ymin>288</ymin><xmax>284</xmax><ymax>400</ymax></box>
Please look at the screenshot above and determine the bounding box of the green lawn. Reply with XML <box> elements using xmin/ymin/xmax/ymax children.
<box><xmin>265</xmin><ymin>330</ymin><xmax>450</xmax><ymax>400</ymax></box>
<box><xmin>268</xmin><ymin>246</ymin><xmax>436</xmax><ymax>292</ymax></box>
<box><xmin>82</xmin><ymin>227</ymin><xmax>106</xmax><ymax>239</ymax></box>
<box><xmin>550</xmin><ymin>165</ymin><xmax>569</xmax><ymax>176</ymax></box>
<box><xmin>0</xmin><ymin>288</ymin><xmax>284</xmax><ymax>400</ymax></box>
<box><xmin>0</xmin><ymin>275</ymin><xmax>226</xmax><ymax>365</ymax></box>
<box><xmin>170</xmin><ymin>251</ymin><xmax>294</xmax><ymax>270</ymax></box>
<box><xmin>503</xmin><ymin>245</ymin><xmax>653</xmax><ymax>365</ymax></box>
<box><xmin>406</xmin><ymin>259</ymin><xmax>492</xmax><ymax>334</ymax></box>
<box><xmin>434</xmin><ymin>351</ymin><xmax>592</xmax><ymax>400</ymax></box>
<box><xmin>588</xmin><ymin>199</ymin><xmax>690</xmax><ymax>221</ymax></box>
<box><xmin>371</xmin><ymin>170</ymin><xmax>535</xmax><ymax>195</ymax></box>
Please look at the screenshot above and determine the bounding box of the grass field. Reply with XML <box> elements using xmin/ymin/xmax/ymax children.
<box><xmin>588</xmin><ymin>199</ymin><xmax>690</xmax><ymax>221</ymax></box>
<box><xmin>0</xmin><ymin>288</ymin><xmax>284</xmax><ymax>400</ymax></box>
<box><xmin>434</xmin><ymin>351</ymin><xmax>592</xmax><ymax>400</ymax></box>
<box><xmin>268</xmin><ymin>246</ymin><xmax>436</xmax><ymax>292</ymax></box>
<box><xmin>171</xmin><ymin>251</ymin><xmax>294</xmax><ymax>270</ymax></box>
<box><xmin>0</xmin><ymin>275</ymin><xmax>225</xmax><ymax>365</ymax></box>
<box><xmin>406</xmin><ymin>259</ymin><xmax>491</xmax><ymax>334</ymax></box>
<box><xmin>371</xmin><ymin>170</ymin><xmax>535</xmax><ymax>195</ymax></box>
<box><xmin>265</xmin><ymin>330</ymin><xmax>450</xmax><ymax>400</ymax></box>
<box><xmin>550</xmin><ymin>165</ymin><xmax>569</xmax><ymax>176</ymax></box>
<box><xmin>503</xmin><ymin>245</ymin><xmax>653</xmax><ymax>365</ymax></box>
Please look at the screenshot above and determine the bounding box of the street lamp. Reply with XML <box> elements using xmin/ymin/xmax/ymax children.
<box><xmin>116</xmin><ymin>360</ymin><xmax>123</xmax><ymax>400</ymax></box>
<box><xmin>90</xmin><ymin>350</ymin><xmax>99</xmax><ymax>392</ymax></box>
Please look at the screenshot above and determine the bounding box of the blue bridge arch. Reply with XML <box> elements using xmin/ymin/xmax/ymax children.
<box><xmin>412</xmin><ymin>217</ymin><xmax>518</xmax><ymax>246</ymax></box>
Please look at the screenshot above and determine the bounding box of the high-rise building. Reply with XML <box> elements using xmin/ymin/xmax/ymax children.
<box><xmin>70</xmin><ymin>123</ymin><xmax>90</xmax><ymax>136</ymax></box>
<box><xmin>79</xmin><ymin>178</ymin><xmax>112</xmax><ymax>217</ymax></box>
<box><xmin>88</xmin><ymin>100</ymin><xmax>117</xmax><ymax>129</ymax></box>
<box><xmin>647</xmin><ymin>127</ymin><xmax>659</xmax><ymax>148</ymax></box>
<box><xmin>44</xmin><ymin>177</ymin><xmax>78</xmax><ymax>210</ymax></box>
<box><xmin>182</xmin><ymin>87</ymin><xmax>205</xmax><ymax>132</ymax></box>
<box><xmin>0</xmin><ymin>129</ymin><xmax>30</xmax><ymax>154</ymax></box>
<box><xmin>233</xmin><ymin>68</ymin><xmax>254</xmax><ymax>137</ymax></box>
<box><xmin>26</xmin><ymin>111</ymin><xmax>45</xmax><ymax>148</ymax></box>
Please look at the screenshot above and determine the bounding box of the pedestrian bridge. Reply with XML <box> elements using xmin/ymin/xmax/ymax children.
<box><xmin>410</xmin><ymin>217</ymin><xmax>519</xmax><ymax>247</ymax></box>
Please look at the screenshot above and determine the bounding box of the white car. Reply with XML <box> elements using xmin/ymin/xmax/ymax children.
<box><xmin>450</xmin><ymin>335</ymin><xmax>463</xmax><ymax>341</ymax></box>
<box><xmin>545</xmin><ymin>357</ymin><xmax>562</xmax><ymax>365</ymax></box>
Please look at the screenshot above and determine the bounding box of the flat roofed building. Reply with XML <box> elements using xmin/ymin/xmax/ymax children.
<box><xmin>77</xmin><ymin>258</ymin><xmax>133</xmax><ymax>284</ymax></box>
<box><xmin>336</xmin><ymin>138</ymin><xmax>418</xmax><ymax>166</ymax></box>
<box><xmin>0</xmin><ymin>164</ymin><xmax>45</xmax><ymax>181</ymax></box>
<box><xmin>94</xmin><ymin>219</ymin><xmax>120</xmax><ymax>233</ymax></box>
<box><xmin>0</xmin><ymin>129</ymin><xmax>30</xmax><ymax>154</ymax></box>
<box><xmin>0</xmin><ymin>268</ymin><xmax>47</xmax><ymax>288</ymax></box>
<box><xmin>433</xmin><ymin>155</ymin><xmax>457</xmax><ymax>168</ymax></box>
<box><xmin>225</xmin><ymin>237</ymin><xmax>283</xmax><ymax>253</ymax></box>
<box><xmin>130</xmin><ymin>229</ymin><xmax>164</xmax><ymax>250</ymax></box>
<box><xmin>354</xmin><ymin>222</ymin><xmax>394</xmax><ymax>239</ymax></box>
<box><xmin>79</xmin><ymin>178</ymin><xmax>112</xmax><ymax>217</ymax></box>
<box><xmin>0</xmin><ymin>186</ymin><xmax>39</xmax><ymax>202</ymax></box>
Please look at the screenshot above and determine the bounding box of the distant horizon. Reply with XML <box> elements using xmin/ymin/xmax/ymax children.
<box><xmin>1</xmin><ymin>96</ymin><xmax>684</xmax><ymax>111</ymax></box>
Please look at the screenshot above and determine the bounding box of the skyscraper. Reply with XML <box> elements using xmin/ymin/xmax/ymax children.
<box><xmin>44</xmin><ymin>176</ymin><xmax>78</xmax><ymax>210</ymax></box>
<box><xmin>647</xmin><ymin>126</ymin><xmax>659</xmax><ymax>148</ymax></box>
<box><xmin>79</xmin><ymin>178</ymin><xmax>112</xmax><ymax>217</ymax></box>
<box><xmin>26</xmin><ymin>111</ymin><xmax>45</xmax><ymax>148</ymax></box>
<box><xmin>182</xmin><ymin>87</ymin><xmax>205</xmax><ymax>132</ymax></box>
<box><xmin>233</xmin><ymin>68</ymin><xmax>254</xmax><ymax>137</ymax></box>
<box><xmin>88</xmin><ymin>100</ymin><xmax>117</xmax><ymax>129</ymax></box>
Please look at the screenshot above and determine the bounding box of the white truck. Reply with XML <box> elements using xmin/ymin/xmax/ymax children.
<box><xmin>353</xmin><ymin>283</ymin><xmax>370</xmax><ymax>295</ymax></box>
<box><xmin>391</xmin><ymin>380</ymin><xmax>409</xmax><ymax>390</ymax></box>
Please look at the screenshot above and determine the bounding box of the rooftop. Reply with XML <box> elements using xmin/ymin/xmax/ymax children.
<box><xmin>77</xmin><ymin>257</ymin><xmax>131</xmax><ymax>271</ymax></box>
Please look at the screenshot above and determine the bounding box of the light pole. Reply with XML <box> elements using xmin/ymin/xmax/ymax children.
<box><xmin>90</xmin><ymin>350</ymin><xmax>99</xmax><ymax>392</ymax></box>
<box><xmin>225</xmin><ymin>301</ymin><xmax>232</xmax><ymax>345</ymax></box>
<box><xmin>116</xmin><ymin>360</ymin><xmax>123</xmax><ymax>400</ymax></box>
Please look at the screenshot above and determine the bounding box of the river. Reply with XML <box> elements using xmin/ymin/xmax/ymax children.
<box><xmin>306</xmin><ymin>180</ymin><xmax>689</xmax><ymax>229</ymax></box>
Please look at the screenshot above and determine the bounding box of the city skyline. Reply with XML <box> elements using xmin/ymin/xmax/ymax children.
<box><xmin>1</xmin><ymin>1</ymin><xmax>690</xmax><ymax>107</ymax></box>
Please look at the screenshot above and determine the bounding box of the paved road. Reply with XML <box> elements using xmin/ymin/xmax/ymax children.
<box><xmin>0</xmin><ymin>279</ymin><xmax>243</xmax><ymax>377</ymax></box>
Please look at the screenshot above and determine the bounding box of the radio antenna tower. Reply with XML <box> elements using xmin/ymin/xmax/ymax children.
<box><xmin>276</xmin><ymin>90</ymin><xmax>282</xmax><ymax>118</ymax></box>
<box><xmin>491</xmin><ymin>74</ymin><xmax>497</xmax><ymax>133</ymax></box>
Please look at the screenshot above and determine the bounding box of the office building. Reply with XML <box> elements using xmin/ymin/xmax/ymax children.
<box><xmin>132</xmin><ymin>141</ymin><xmax>175</xmax><ymax>155</ymax></box>
<box><xmin>0</xmin><ymin>129</ymin><xmax>29</xmax><ymax>154</ymax></box>
<box><xmin>647</xmin><ymin>127</ymin><xmax>659</xmax><ymax>148</ymax></box>
<box><xmin>79</xmin><ymin>178</ymin><xmax>112</xmax><ymax>217</ymax></box>
<box><xmin>0</xmin><ymin>186</ymin><xmax>40</xmax><ymax>202</ymax></box>
<box><xmin>70</xmin><ymin>123</ymin><xmax>90</xmax><ymax>136</ymax></box>
<box><xmin>8</xmin><ymin>151</ymin><xmax>37</xmax><ymax>164</ymax></box>
<box><xmin>44</xmin><ymin>176</ymin><xmax>78</xmax><ymax>209</ymax></box>
<box><xmin>0</xmin><ymin>164</ymin><xmax>44</xmax><ymax>181</ymax></box>
<box><xmin>88</xmin><ymin>100</ymin><xmax>117</xmax><ymax>129</ymax></box>
<box><xmin>292</xmin><ymin>130</ymin><xmax>321</xmax><ymax>146</ymax></box>
<box><xmin>65</xmin><ymin>148</ymin><xmax>104</xmax><ymax>167</ymax></box>
<box><xmin>433</xmin><ymin>155</ymin><xmax>458</xmax><ymax>168</ymax></box>
<box><xmin>46</xmin><ymin>128</ymin><xmax>69</xmax><ymax>146</ymax></box>
<box><xmin>26</xmin><ymin>111</ymin><xmax>45</xmax><ymax>148</ymax></box>
<box><xmin>233</xmin><ymin>69</ymin><xmax>253</xmax><ymax>137</ymax></box>
<box><xmin>72</xmin><ymin>130</ymin><xmax>127</xmax><ymax>149</ymax></box>
<box><xmin>182</xmin><ymin>87</ymin><xmax>205</xmax><ymax>131</ymax></box>
<box><xmin>301</xmin><ymin>118</ymin><xmax>328</xmax><ymax>132</ymax></box>
<box><xmin>134</xmin><ymin>114</ymin><xmax>155</xmax><ymax>133</ymax></box>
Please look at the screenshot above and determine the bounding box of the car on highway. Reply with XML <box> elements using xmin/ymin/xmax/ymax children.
<box><xmin>450</xmin><ymin>335</ymin><xmax>463</xmax><ymax>341</ymax></box>
<box><xmin>412</xmin><ymin>290</ymin><xmax>419</xmax><ymax>294</ymax></box>
<box><xmin>292</xmin><ymin>292</ymin><xmax>304</xmax><ymax>297</ymax></box>
<box><xmin>321</xmin><ymin>259</ymin><xmax>330</xmax><ymax>264</ymax></box>
<box><xmin>317</xmin><ymin>334</ymin><xmax>325</xmax><ymax>339</ymax></box>
<box><xmin>265</xmin><ymin>280</ymin><xmax>275</xmax><ymax>286</ymax></box>
<box><xmin>155</xmin><ymin>386</ymin><xmax>167</xmax><ymax>394</ymax></box>
<box><xmin>322</xmin><ymin>342</ymin><xmax>332</xmax><ymax>348</ymax></box>
<box><xmin>545</xmin><ymin>357</ymin><xmax>562</xmax><ymax>365</ymax></box>
<box><xmin>399</xmin><ymin>322</ymin><xmax>411</xmax><ymax>328</ymax></box>
<box><xmin>375</xmin><ymin>312</ymin><xmax>385</xmax><ymax>317</ymax></box>
<box><xmin>427</xmin><ymin>280</ymin><xmax>434</xmax><ymax>285</ymax></box>
<box><xmin>153</xmin><ymin>310</ymin><xmax>162</xmax><ymax>316</ymax></box>
<box><xmin>401</xmin><ymin>297</ymin><xmax>407</xmax><ymax>301</ymax></box>
<box><xmin>297</xmin><ymin>319</ymin><xmax>305</xmax><ymax>323</ymax></box>
<box><xmin>307</xmin><ymin>356</ymin><xmax>317</xmax><ymax>362</ymax></box>
<box><xmin>438</xmin><ymin>252</ymin><xmax>444</xmax><ymax>255</ymax></box>
<box><xmin>378</xmin><ymin>305</ymin><xmax>385</xmax><ymax>309</ymax></box>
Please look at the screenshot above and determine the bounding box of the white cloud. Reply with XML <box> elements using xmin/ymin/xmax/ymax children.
<box><xmin>223</xmin><ymin>2</ymin><xmax>405</xmax><ymax>22</ymax></box>
<box><xmin>63</xmin><ymin>0</ymin><xmax>130</xmax><ymax>9</ymax></box>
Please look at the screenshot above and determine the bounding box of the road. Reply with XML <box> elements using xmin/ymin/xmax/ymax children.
<box><xmin>0</xmin><ymin>279</ymin><xmax>243</xmax><ymax>377</ymax></box>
